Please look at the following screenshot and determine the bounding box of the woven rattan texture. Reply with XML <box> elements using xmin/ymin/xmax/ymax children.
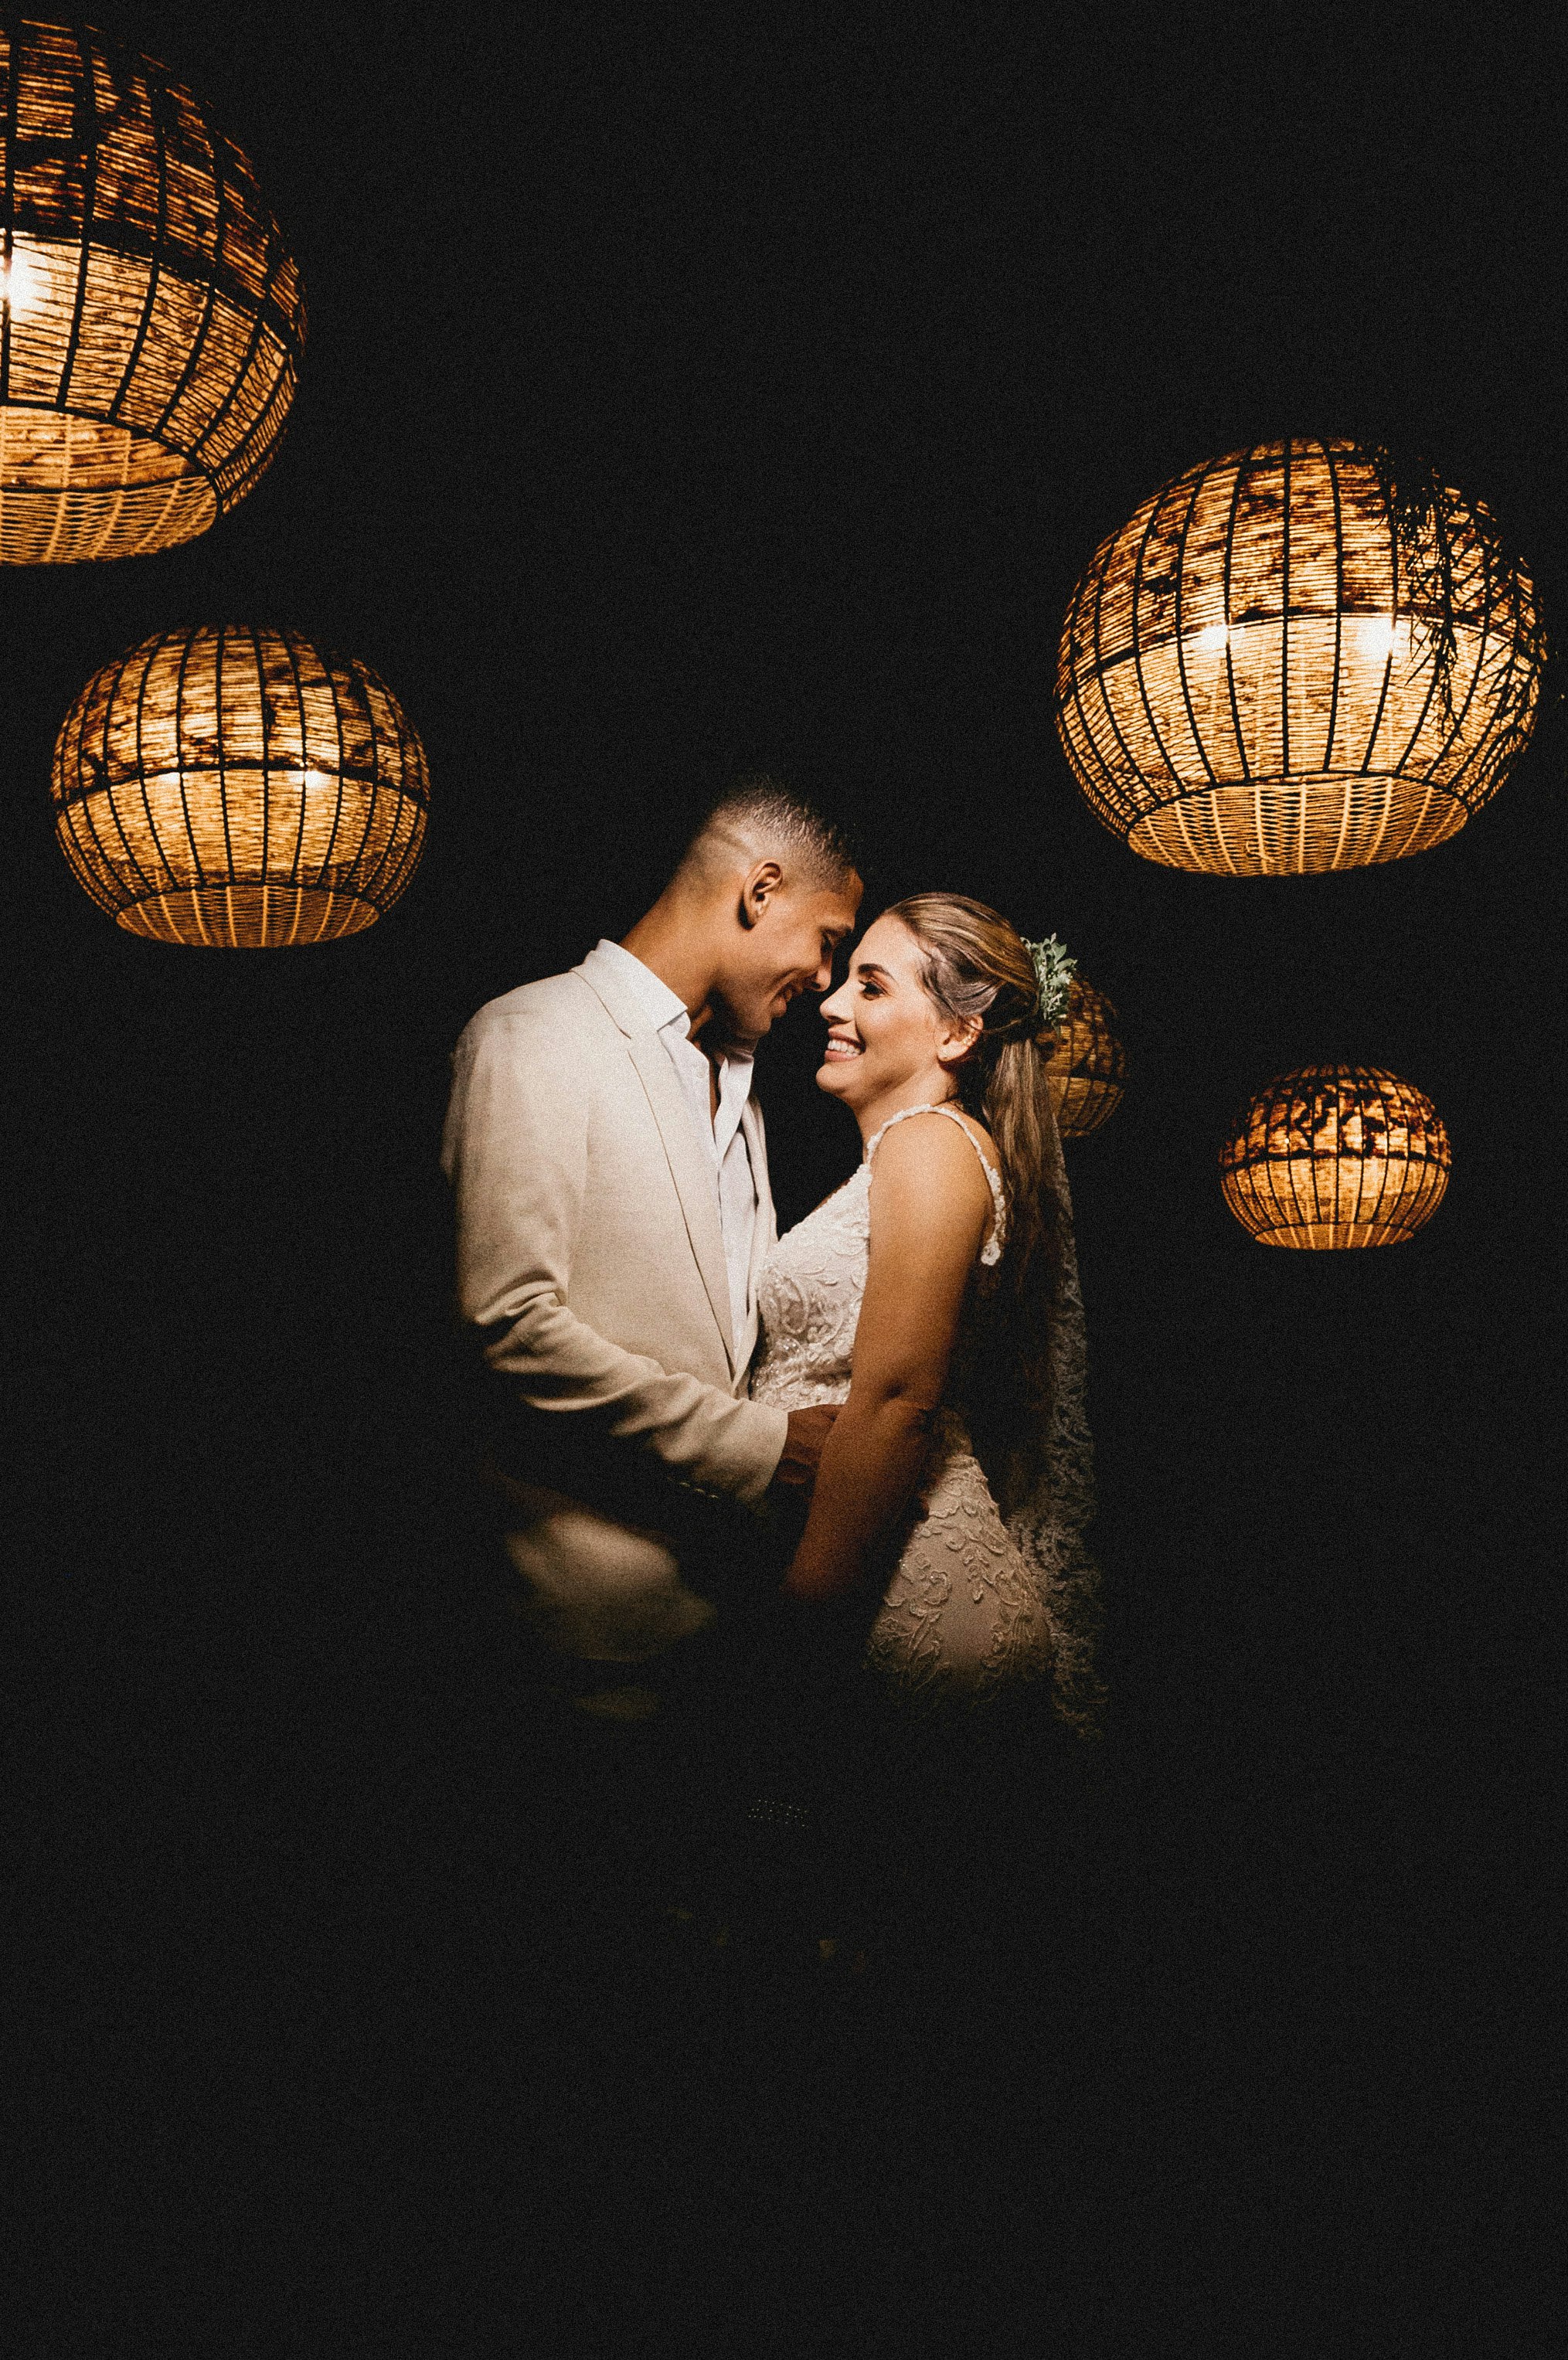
<box><xmin>1056</xmin><ymin>439</ymin><xmax>1541</xmax><ymax>875</ymax></box>
<box><xmin>1219</xmin><ymin>1063</ymin><xmax>1450</xmax><ymax>1248</ymax></box>
<box><xmin>1</xmin><ymin>15</ymin><xmax>303</xmax><ymax>563</ymax></box>
<box><xmin>52</xmin><ymin>624</ymin><xmax>428</xmax><ymax>946</ymax></box>
<box><xmin>1043</xmin><ymin>975</ymin><xmax>1128</xmax><ymax>1138</ymax></box>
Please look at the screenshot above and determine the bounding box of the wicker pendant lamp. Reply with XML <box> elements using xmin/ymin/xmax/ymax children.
<box><xmin>1056</xmin><ymin>439</ymin><xmax>1543</xmax><ymax>875</ymax></box>
<box><xmin>1220</xmin><ymin>1064</ymin><xmax>1450</xmax><ymax>1248</ymax></box>
<box><xmin>51</xmin><ymin>625</ymin><xmax>428</xmax><ymax>946</ymax></box>
<box><xmin>1043</xmin><ymin>975</ymin><xmax>1128</xmax><ymax>1138</ymax></box>
<box><xmin>1</xmin><ymin>15</ymin><xmax>304</xmax><ymax>564</ymax></box>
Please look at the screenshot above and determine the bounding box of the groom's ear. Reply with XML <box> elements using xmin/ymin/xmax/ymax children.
<box><xmin>737</xmin><ymin>859</ymin><xmax>784</xmax><ymax>928</ymax></box>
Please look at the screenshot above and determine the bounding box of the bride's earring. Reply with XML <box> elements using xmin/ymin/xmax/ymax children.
<box><xmin>939</xmin><ymin>1017</ymin><xmax>982</xmax><ymax>1071</ymax></box>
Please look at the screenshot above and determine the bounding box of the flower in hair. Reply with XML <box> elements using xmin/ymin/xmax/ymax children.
<box><xmin>1020</xmin><ymin>933</ymin><xmax>1077</xmax><ymax>1032</ymax></box>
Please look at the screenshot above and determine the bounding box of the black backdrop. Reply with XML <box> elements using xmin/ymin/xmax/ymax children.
<box><xmin>8</xmin><ymin>6</ymin><xmax>1562</xmax><ymax>2347</ymax></box>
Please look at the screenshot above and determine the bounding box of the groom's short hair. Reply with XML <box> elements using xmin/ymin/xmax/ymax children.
<box><xmin>675</xmin><ymin>775</ymin><xmax>859</xmax><ymax>893</ymax></box>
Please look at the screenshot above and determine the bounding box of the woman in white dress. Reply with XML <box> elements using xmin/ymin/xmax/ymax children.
<box><xmin>750</xmin><ymin>891</ymin><xmax>1102</xmax><ymax>1734</ymax></box>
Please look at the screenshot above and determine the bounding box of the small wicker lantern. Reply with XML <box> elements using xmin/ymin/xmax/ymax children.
<box><xmin>51</xmin><ymin>624</ymin><xmax>428</xmax><ymax>945</ymax></box>
<box><xmin>1220</xmin><ymin>1064</ymin><xmax>1450</xmax><ymax>1249</ymax></box>
<box><xmin>1056</xmin><ymin>439</ymin><xmax>1542</xmax><ymax>875</ymax></box>
<box><xmin>1043</xmin><ymin>975</ymin><xmax>1128</xmax><ymax>1138</ymax></box>
<box><xmin>0</xmin><ymin>17</ymin><xmax>304</xmax><ymax>564</ymax></box>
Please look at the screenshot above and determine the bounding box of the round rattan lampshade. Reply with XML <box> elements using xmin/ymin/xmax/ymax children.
<box><xmin>1220</xmin><ymin>1064</ymin><xmax>1450</xmax><ymax>1248</ymax></box>
<box><xmin>1056</xmin><ymin>439</ymin><xmax>1542</xmax><ymax>875</ymax></box>
<box><xmin>1043</xmin><ymin>975</ymin><xmax>1128</xmax><ymax>1138</ymax></box>
<box><xmin>51</xmin><ymin>625</ymin><xmax>429</xmax><ymax>945</ymax></box>
<box><xmin>1</xmin><ymin>15</ymin><xmax>304</xmax><ymax>564</ymax></box>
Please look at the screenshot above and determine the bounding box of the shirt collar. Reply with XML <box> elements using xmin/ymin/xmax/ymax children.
<box><xmin>587</xmin><ymin>938</ymin><xmax>753</xmax><ymax>1066</ymax></box>
<box><xmin>587</xmin><ymin>938</ymin><xmax>692</xmax><ymax>1035</ymax></box>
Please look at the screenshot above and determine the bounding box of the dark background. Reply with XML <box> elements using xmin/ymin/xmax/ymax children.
<box><xmin>7</xmin><ymin>5</ymin><xmax>1562</xmax><ymax>2348</ymax></box>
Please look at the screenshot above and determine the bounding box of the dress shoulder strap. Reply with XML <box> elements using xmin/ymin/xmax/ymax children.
<box><xmin>864</xmin><ymin>1102</ymin><xmax>1007</xmax><ymax>1260</ymax></box>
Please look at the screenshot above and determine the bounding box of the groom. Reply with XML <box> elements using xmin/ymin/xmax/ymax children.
<box><xmin>441</xmin><ymin>778</ymin><xmax>863</xmax><ymax>1888</ymax></box>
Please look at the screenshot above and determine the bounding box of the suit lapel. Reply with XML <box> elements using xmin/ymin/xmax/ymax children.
<box><xmin>736</xmin><ymin>1093</ymin><xmax>775</xmax><ymax>1381</ymax></box>
<box><xmin>742</xmin><ymin>1091</ymin><xmax>776</xmax><ymax>1275</ymax></box>
<box><xmin>577</xmin><ymin>961</ymin><xmax>736</xmax><ymax>1372</ymax></box>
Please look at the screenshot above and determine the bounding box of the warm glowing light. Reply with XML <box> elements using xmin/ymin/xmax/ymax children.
<box><xmin>1220</xmin><ymin>1064</ymin><xmax>1451</xmax><ymax>1249</ymax></box>
<box><xmin>50</xmin><ymin>627</ymin><xmax>427</xmax><ymax>947</ymax></box>
<box><xmin>0</xmin><ymin>19</ymin><xmax>304</xmax><ymax>565</ymax></box>
<box><xmin>1043</xmin><ymin>977</ymin><xmax>1128</xmax><ymax>1139</ymax></box>
<box><xmin>1056</xmin><ymin>439</ymin><xmax>1542</xmax><ymax>875</ymax></box>
<box><xmin>0</xmin><ymin>243</ymin><xmax>42</xmax><ymax>314</ymax></box>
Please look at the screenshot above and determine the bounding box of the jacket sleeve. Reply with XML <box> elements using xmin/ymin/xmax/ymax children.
<box><xmin>440</xmin><ymin>1005</ymin><xmax>788</xmax><ymax>1505</ymax></box>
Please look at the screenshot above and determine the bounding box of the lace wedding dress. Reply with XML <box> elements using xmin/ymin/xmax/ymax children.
<box><xmin>751</xmin><ymin>1103</ymin><xmax>1104</xmax><ymax>1731</ymax></box>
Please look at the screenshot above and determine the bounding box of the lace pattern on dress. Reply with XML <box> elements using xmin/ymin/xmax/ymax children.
<box><xmin>750</xmin><ymin>1097</ymin><xmax>1103</xmax><ymax>1731</ymax></box>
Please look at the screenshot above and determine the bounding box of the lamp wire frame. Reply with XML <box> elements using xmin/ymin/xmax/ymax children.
<box><xmin>1056</xmin><ymin>438</ymin><xmax>1545</xmax><ymax>876</ymax></box>
<box><xmin>51</xmin><ymin>624</ymin><xmax>430</xmax><ymax>947</ymax></box>
<box><xmin>1219</xmin><ymin>1063</ymin><xmax>1451</xmax><ymax>1249</ymax></box>
<box><xmin>0</xmin><ymin>13</ymin><xmax>304</xmax><ymax>563</ymax></box>
<box><xmin>1044</xmin><ymin>976</ymin><xmax>1128</xmax><ymax>1140</ymax></box>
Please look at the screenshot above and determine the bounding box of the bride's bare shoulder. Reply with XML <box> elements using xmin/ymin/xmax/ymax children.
<box><xmin>867</xmin><ymin>1107</ymin><xmax>995</xmax><ymax>1203</ymax></box>
<box><xmin>941</xmin><ymin>1107</ymin><xmax>998</xmax><ymax>1163</ymax></box>
<box><xmin>873</xmin><ymin>1105</ymin><xmax>995</xmax><ymax>1160</ymax></box>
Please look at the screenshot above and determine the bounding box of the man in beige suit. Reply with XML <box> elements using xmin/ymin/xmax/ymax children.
<box><xmin>441</xmin><ymin>780</ymin><xmax>862</xmax><ymax>1909</ymax></box>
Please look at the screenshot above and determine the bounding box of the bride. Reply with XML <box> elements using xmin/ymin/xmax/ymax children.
<box><xmin>750</xmin><ymin>892</ymin><xmax>1103</xmax><ymax>1736</ymax></box>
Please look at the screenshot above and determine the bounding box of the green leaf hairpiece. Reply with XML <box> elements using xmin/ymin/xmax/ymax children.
<box><xmin>1020</xmin><ymin>933</ymin><xmax>1077</xmax><ymax>1032</ymax></box>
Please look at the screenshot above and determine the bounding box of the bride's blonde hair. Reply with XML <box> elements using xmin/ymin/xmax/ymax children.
<box><xmin>884</xmin><ymin>892</ymin><xmax>1066</xmax><ymax>1509</ymax></box>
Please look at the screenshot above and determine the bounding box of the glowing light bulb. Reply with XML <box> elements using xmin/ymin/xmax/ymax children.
<box><xmin>0</xmin><ymin>245</ymin><xmax>42</xmax><ymax>315</ymax></box>
<box><xmin>267</xmin><ymin>767</ymin><xmax>332</xmax><ymax>791</ymax></box>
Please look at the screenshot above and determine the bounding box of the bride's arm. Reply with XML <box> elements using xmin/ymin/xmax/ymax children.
<box><xmin>781</xmin><ymin>1116</ymin><xmax>992</xmax><ymax>1603</ymax></box>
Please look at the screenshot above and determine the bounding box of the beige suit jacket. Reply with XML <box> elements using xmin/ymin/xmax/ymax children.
<box><xmin>440</xmin><ymin>952</ymin><xmax>790</xmax><ymax>1664</ymax></box>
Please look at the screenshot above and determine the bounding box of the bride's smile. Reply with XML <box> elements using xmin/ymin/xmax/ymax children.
<box><xmin>815</xmin><ymin>912</ymin><xmax>981</xmax><ymax>1134</ymax></box>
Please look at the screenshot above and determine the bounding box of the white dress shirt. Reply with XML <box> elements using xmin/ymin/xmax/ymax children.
<box><xmin>584</xmin><ymin>940</ymin><xmax>760</xmax><ymax>1355</ymax></box>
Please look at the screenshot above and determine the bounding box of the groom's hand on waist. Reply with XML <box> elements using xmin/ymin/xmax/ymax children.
<box><xmin>767</xmin><ymin>1406</ymin><xmax>838</xmax><ymax>1496</ymax></box>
